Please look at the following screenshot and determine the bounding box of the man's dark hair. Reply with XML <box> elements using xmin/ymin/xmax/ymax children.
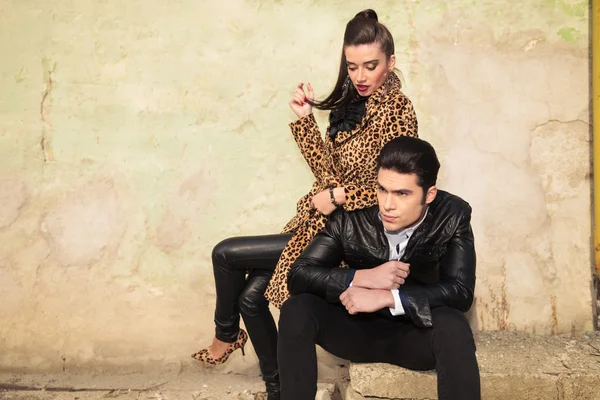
<box><xmin>376</xmin><ymin>136</ymin><xmax>441</xmax><ymax>192</ymax></box>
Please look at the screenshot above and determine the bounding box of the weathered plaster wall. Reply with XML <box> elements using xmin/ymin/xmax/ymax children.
<box><xmin>0</xmin><ymin>0</ymin><xmax>593</xmax><ymax>372</ymax></box>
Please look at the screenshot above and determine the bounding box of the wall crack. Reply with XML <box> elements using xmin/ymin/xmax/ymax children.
<box><xmin>40</xmin><ymin>59</ymin><xmax>56</xmax><ymax>162</ymax></box>
<box><xmin>530</xmin><ymin>118</ymin><xmax>589</xmax><ymax>131</ymax></box>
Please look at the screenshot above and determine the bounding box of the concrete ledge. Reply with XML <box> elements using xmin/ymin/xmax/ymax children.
<box><xmin>0</xmin><ymin>372</ymin><xmax>337</xmax><ymax>400</ymax></box>
<box><xmin>346</xmin><ymin>331</ymin><xmax>600</xmax><ymax>400</ymax></box>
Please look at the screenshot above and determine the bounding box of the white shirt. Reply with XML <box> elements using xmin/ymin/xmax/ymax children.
<box><xmin>384</xmin><ymin>210</ymin><xmax>428</xmax><ymax>316</ymax></box>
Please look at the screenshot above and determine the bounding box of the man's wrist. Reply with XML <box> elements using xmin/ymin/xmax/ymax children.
<box><xmin>353</xmin><ymin>270</ymin><xmax>370</xmax><ymax>288</ymax></box>
<box><xmin>379</xmin><ymin>290</ymin><xmax>395</xmax><ymax>309</ymax></box>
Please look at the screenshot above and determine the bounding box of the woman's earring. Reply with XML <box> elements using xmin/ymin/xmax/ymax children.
<box><xmin>341</xmin><ymin>75</ymin><xmax>351</xmax><ymax>97</ymax></box>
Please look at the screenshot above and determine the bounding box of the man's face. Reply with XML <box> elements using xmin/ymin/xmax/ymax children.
<box><xmin>376</xmin><ymin>168</ymin><xmax>437</xmax><ymax>232</ymax></box>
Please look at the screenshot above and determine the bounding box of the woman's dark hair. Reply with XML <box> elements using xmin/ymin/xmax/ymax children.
<box><xmin>311</xmin><ymin>9</ymin><xmax>396</xmax><ymax>111</ymax></box>
<box><xmin>376</xmin><ymin>137</ymin><xmax>441</xmax><ymax>195</ymax></box>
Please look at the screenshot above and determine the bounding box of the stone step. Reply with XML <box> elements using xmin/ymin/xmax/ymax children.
<box><xmin>0</xmin><ymin>372</ymin><xmax>337</xmax><ymax>400</ymax></box>
<box><xmin>344</xmin><ymin>331</ymin><xmax>600</xmax><ymax>400</ymax></box>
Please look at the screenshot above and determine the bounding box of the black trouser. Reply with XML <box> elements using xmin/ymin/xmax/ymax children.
<box><xmin>212</xmin><ymin>233</ymin><xmax>292</xmax><ymax>389</ymax></box>
<box><xmin>278</xmin><ymin>293</ymin><xmax>481</xmax><ymax>400</ymax></box>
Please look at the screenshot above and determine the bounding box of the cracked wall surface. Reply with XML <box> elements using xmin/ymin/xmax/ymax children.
<box><xmin>0</xmin><ymin>0</ymin><xmax>594</xmax><ymax>371</ymax></box>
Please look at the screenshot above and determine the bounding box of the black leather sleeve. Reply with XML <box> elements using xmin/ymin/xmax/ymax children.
<box><xmin>400</xmin><ymin>207</ymin><xmax>476</xmax><ymax>328</ymax></box>
<box><xmin>287</xmin><ymin>214</ymin><xmax>353</xmax><ymax>303</ymax></box>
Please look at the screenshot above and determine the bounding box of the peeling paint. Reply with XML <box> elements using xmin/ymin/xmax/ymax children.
<box><xmin>557</xmin><ymin>27</ymin><xmax>583</xmax><ymax>43</ymax></box>
<box><xmin>546</xmin><ymin>0</ymin><xmax>588</xmax><ymax>19</ymax></box>
<box><xmin>14</xmin><ymin>67</ymin><xmax>27</xmax><ymax>83</ymax></box>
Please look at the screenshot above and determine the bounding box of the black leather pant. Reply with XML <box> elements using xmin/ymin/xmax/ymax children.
<box><xmin>212</xmin><ymin>233</ymin><xmax>292</xmax><ymax>391</ymax></box>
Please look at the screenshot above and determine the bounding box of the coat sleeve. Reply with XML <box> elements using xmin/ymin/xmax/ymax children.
<box><xmin>287</xmin><ymin>211</ymin><xmax>352</xmax><ymax>303</ymax></box>
<box><xmin>289</xmin><ymin>114</ymin><xmax>334</xmax><ymax>183</ymax></box>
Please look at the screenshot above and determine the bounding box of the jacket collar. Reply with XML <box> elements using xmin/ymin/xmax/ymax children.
<box><xmin>364</xmin><ymin>191</ymin><xmax>448</xmax><ymax>261</ymax></box>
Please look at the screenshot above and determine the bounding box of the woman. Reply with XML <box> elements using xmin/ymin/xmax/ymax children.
<box><xmin>192</xmin><ymin>9</ymin><xmax>418</xmax><ymax>400</ymax></box>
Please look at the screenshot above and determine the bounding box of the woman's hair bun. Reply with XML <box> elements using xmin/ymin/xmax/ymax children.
<box><xmin>354</xmin><ymin>9</ymin><xmax>378</xmax><ymax>21</ymax></box>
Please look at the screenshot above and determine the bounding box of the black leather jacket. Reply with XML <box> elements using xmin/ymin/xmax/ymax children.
<box><xmin>287</xmin><ymin>190</ymin><xmax>476</xmax><ymax>328</ymax></box>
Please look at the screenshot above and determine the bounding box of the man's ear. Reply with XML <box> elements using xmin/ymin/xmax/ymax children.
<box><xmin>425</xmin><ymin>186</ymin><xmax>437</xmax><ymax>205</ymax></box>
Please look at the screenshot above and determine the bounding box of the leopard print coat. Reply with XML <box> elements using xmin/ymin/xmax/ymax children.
<box><xmin>264</xmin><ymin>72</ymin><xmax>418</xmax><ymax>308</ymax></box>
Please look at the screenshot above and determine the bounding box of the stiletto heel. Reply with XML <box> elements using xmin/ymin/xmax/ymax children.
<box><xmin>191</xmin><ymin>329</ymin><xmax>248</xmax><ymax>366</ymax></box>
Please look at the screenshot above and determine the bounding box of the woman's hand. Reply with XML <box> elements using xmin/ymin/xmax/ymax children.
<box><xmin>289</xmin><ymin>82</ymin><xmax>314</xmax><ymax>119</ymax></box>
<box><xmin>310</xmin><ymin>187</ymin><xmax>346</xmax><ymax>216</ymax></box>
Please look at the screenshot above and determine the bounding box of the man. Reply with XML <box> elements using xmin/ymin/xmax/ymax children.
<box><xmin>277</xmin><ymin>136</ymin><xmax>480</xmax><ymax>400</ymax></box>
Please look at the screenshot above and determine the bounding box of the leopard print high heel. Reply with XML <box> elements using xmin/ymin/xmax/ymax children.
<box><xmin>191</xmin><ymin>329</ymin><xmax>248</xmax><ymax>365</ymax></box>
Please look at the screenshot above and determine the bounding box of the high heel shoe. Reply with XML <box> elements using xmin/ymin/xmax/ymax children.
<box><xmin>191</xmin><ymin>329</ymin><xmax>248</xmax><ymax>365</ymax></box>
